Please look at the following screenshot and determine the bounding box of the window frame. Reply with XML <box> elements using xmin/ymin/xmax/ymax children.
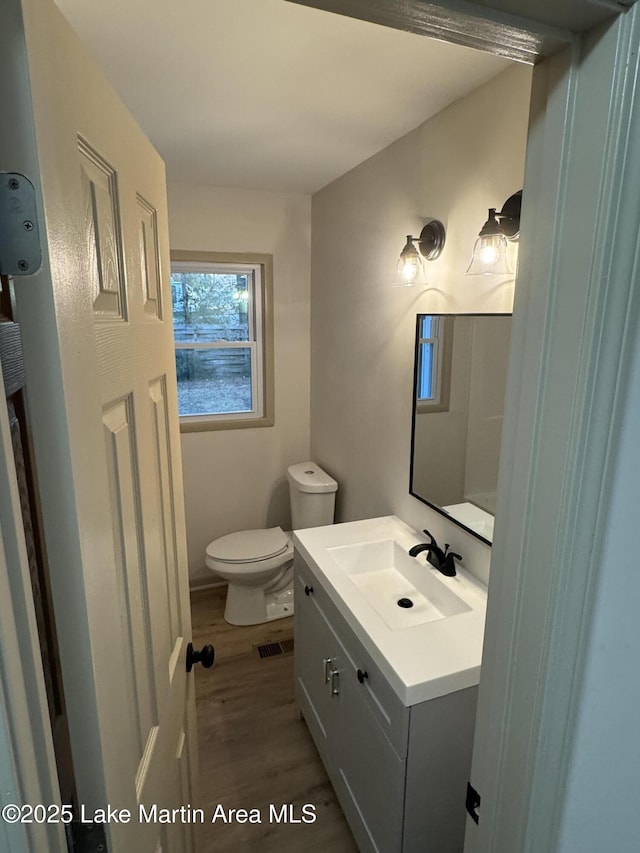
<box><xmin>170</xmin><ymin>250</ymin><xmax>274</xmax><ymax>432</ymax></box>
<box><xmin>415</xmin><ymin>314</ymin><xmax>453</xmax><ymax>414</ymax></box>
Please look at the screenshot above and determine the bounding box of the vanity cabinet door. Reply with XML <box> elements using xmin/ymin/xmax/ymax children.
<box><xmin>294</xmin><ymin>562</ymin><xmax>405</xmax><ymax>853</ymax></box>
<box><xmin>332</xmin><ymin>669</ymin><xmax>406</xmax><ymax>853</ymax></box>
<box><xmin>294</xmin><ymin>570</ymin><xmax>345</xmax><ymax>766</ymax></box>
<box><xmin>319</xmin><ymin>598</ymin><xmax>410</xmax><ymax>758</ymax></box>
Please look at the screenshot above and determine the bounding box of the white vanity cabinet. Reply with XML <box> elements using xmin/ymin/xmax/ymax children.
<box><xmin>294</xmin><ymin>553</ymin><xmax>478</xmax><ymax>853</ymax></box>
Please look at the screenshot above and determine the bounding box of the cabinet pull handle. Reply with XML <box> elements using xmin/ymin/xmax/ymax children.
<box><xmin>330</xmin><ymin>668</ymin><xmax>340</xmax><ymax>696</ymax></box>
<box><xmin>304</xmin><ymin>585</ymin><xmax>313</xmax><ymax>596</ymax></box>
<box><xmin>357</xmin><ymin>669</ymin><xmax>368</xmax><ymax>684</ymax></box>
<box><xmin>323</xmin><ymin>658</ymin><xmax>333</xmax><ymax>683</ymax></box>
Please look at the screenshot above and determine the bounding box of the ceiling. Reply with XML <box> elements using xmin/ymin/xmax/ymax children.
<box><xmin>53</xmin><ymin>0</ymin><xmax>511</xmax><ymax>194</ymax></box>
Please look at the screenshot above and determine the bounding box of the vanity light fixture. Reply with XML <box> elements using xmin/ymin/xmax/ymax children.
<box><xmin>466</xmin><ymin>190</ymin><xmax>522</xmax><ymax>276</ymax></box>
<box><xmin>393</xmin><ymin>219</ymin><xmax>446</xmax><ymax>287</ymax></box>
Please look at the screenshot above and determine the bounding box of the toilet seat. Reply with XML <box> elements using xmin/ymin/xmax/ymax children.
<box><xmin>204</xmin><ymin>525</ymin><xmax>294</xmax><ymax>604</ymax></box>
<box><xmin>206</xmin><ymin>527</ymin><xmax>290</xmax><ymax>565</ymax></box>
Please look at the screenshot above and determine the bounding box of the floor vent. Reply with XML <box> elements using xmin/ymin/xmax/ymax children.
<box><xmin>255</xmin><ymin>639</ymin><xmax>295</xmax><ymax>659</ymax></box>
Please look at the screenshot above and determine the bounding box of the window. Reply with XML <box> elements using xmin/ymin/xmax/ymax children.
<box><xmin>416</xmin><ymin>314</ymin><xmax>453</xmax><ymax>413</ymax></box>
<box><xmin>170</xmin><ymin>251</ymin><xmax>274</xmax><ymax>431</ymax></box>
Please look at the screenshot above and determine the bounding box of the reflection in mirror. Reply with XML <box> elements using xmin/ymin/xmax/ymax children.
<box><xmin>410</xmin><ymin>314</ymin><xmax>512</xmax><ymax>544</ymax></box>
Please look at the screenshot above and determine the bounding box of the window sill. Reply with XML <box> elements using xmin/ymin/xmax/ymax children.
<box><xmin>416</xmin><ymin>401</ymin><xmax>450</xmax><ymax>414</ymax></box>
<box><xmin>179</xmin><ymin>413</ymin><xmax>274</xmax><ymax>433</ymax></box>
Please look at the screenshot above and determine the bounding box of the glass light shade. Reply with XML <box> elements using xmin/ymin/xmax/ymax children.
<box><xmin>393</xmin><ymin>237</ymin><xmax>427</xmax><ymax>287</ymax></box>
<box><xmin>466</xmin><ymin>233</ymin><xmax>513</xmax><ymax>275</ymax></box>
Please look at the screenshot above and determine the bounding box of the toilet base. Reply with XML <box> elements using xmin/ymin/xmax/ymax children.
<box><xmin>224</xmin><ymin>575</ymin><xmax>294</xmax><ymax>626</ymax></box>
<box><xmin>265</xmin><ymin>586</ymin><xmax>294</xmax><ymax>623</ymax></box>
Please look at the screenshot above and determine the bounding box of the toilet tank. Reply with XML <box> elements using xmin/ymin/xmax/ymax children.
<box><xmin>287</xmin><ymin>462</ymin><xmax>338</xmax><ymax>530</ymax></box>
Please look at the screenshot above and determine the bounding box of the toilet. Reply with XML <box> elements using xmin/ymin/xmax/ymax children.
<box><xmin>205</xmin><ymin>462</ymin><xmax>338</xmax><ymax>625</ymax></box>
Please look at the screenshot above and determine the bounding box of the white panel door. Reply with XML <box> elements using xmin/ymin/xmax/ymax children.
<box><xmin>1</xmin><ymin>0</ymin><xmax>199</xmax><ymax>850</ymax></box>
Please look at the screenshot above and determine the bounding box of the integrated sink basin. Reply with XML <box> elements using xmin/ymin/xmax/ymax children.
<box><xmin>293</xmin><ymin>515</ymin><xmax>488</xmax><ymax>705</ymax></box>
<box><xmin>328</xmin><ymin>538</ymin><xmax>471</xmax><ymax>630</ymax></box>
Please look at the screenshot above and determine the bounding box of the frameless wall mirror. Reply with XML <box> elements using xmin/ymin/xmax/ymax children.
<box><xmin>410</xmin><ymin>313</ymin><xmax>512</xmax><ymax>544</ymax></box>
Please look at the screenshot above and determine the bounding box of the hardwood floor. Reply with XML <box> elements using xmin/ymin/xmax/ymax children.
<box><xmin>190</xmin><ymin>586</ymin><xmax>358</xmax><ymax>853</ymax></box>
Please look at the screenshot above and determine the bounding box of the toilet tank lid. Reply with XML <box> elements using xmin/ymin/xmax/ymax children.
<box><xmin>287</xmin><ymin>462</ymin><xmax>338</xmax><ymax>494</ymax></box>
<box><xmin>206</xmin><ymin>527</ymin><xmax>289</xmax><ymax>563</ymax></box>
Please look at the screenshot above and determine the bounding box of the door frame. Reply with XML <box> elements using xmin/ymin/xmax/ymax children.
<box><xmin>466</xmin><ymin>13</ymin><xmax>640</xmax><ymax>849</ymax></box>
<box><xmin>0</xmin><ymin>2</ymin><xmax>68</xmax><ymax>850</ymax></box>
<box><xmin>0</xmin><ymin>365</ymin><xmax>65</xmax><ymax>853</ymax></box>
<box><xmin>2</xmin><ymin>1</ymin><xmax>639</xmax><ymax>851</ymax></box>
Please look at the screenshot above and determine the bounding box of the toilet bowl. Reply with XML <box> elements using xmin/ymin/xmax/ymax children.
<box><xmin>205</xmin><ymin>527</ymin><xmax>295</xmax><ymax>626</ymax></box>
<box><xmin>205</xmin><ymin>462</ymin><xmax>338</xmax><ymax>626</ymax></box>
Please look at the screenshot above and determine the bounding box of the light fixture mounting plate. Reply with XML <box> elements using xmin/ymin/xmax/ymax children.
<box><xmin>418</xmin><ymin>219</ymin><xmax>446</xmax><ymax>260</ymax></box>
<box><xmin>497</xmin><ymin>191</ymin><xmax>522</xmax><ymax>241</ymax></box>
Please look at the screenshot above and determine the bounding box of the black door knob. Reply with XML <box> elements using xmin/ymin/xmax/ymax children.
<box><xmin>304</xmin><ymin>585</ymin><xmax>313</xmax><ymax>596</ymax></box>
<box><xmin>186</xmin><ymin>642</ymin><xmax>215</xmax><ymax>673</ymax></box>
<box><xmin>357</xmin><ymin>669</ymin><xmax>368</xmax><ymax>684</ymax></box>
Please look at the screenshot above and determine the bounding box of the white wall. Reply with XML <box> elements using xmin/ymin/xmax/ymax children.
<box><xmin>310</xmin><ymin>65</ymin><xmax>532</xmax><ymax>584</ymax></box>
<box><xmin>167</xmin><ymin>183</ymin><xmax>311</xmax><ymax>584</ymax></box>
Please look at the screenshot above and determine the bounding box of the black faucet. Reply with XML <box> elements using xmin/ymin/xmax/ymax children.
<box><xmin>408</xmin><ymin>529</ymin><xmax>462</xmax><ymax>577</ymax></box>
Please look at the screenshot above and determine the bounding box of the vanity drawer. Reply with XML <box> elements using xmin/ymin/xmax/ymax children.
<box><xmin>295</xmin><ymin>555</ymin><xmax>410</xmax><ymax>758</ymax></box>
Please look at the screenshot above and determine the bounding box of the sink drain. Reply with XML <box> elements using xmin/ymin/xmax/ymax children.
<box><xmin>397</xmin><ymin>597</ymin><xmax>414</xmax><ymax>608</ymax></box>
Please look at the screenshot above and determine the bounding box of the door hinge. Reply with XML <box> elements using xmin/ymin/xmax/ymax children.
<box><xmin>66</xmin><ymin>820</ymin><xmax>108</xmax><ymax>852</ymax></box>
<box><xmin>0</xmin><ymin>173</ymin><xmax>42</xmax><ymax>276</ymax></box>
<box><xmin>466</xmin><ymin>781</ymin><xmax>481</xmax><ymax>824</ymax></box>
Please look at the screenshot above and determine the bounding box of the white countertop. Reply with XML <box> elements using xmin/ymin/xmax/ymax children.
<box><xmin>293</xmin><ymin>515</ymin><xmax>488</xmax><ymax>706</ymax></box>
